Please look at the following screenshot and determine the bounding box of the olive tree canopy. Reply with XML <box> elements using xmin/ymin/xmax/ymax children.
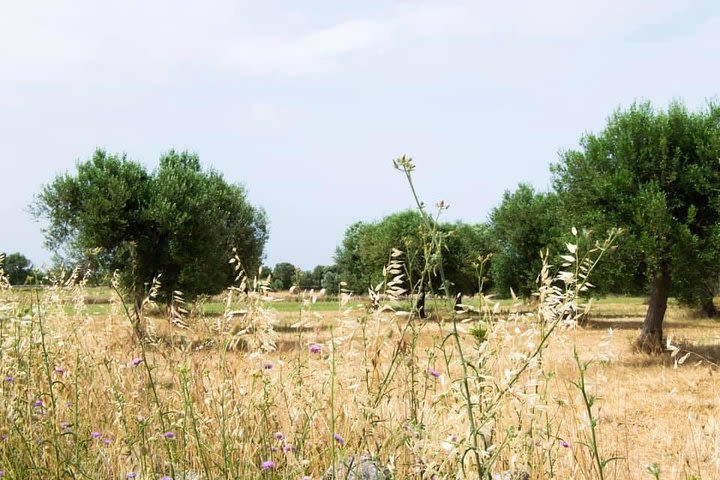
<box><xmin>553</xmin><ymin>101</ymin><xmax>720</xmax><ymax>351</ymax></box>
<box><xmin>34</xmin><ymin>149</ymin><xmax>269</xmax><ymax>305</ymax></box>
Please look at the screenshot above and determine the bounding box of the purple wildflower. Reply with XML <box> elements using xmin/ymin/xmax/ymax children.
<box><xmin>308</xmin><ymin>343</ymin><xmax>322</xmax><ymax>354</ymax></box>
<box><xmin>90</xmin><ymin>431</ymin><xmax>101</xmax><ymax>439</ymax></box>
<box><xmin>428</xmin><ymin>368</ymin><xmax>441</xmax><ymax>379</ymax></box>
<box><xmin>560</xmin><ymin>440</ymin><xmax>570</xmax><ymax>448</ymax></box>
<box><xmin>33</xmin><ymin>399</ymin><xmax>44</xmax><ymax>408</ymax></box>
<box><xmin>54</xmin><ymin>367</ymin><xmax>64</xmax><ymax>374</ymax></box>
<box><xmin>163</xmin><ymin>431</ymin><xmax>177</xmax><ymax>439</ymax></box>
<box><xmin>3</xmin><ymin>377</ymin><xmax>13</xmax><ymax>382</ymax></box>
<box><xmin>160</xmin><ymin>477</ymin><xmax>173</xmax><ymax>480</ymax></box>
<box><xmin>262</xmin><ymin>362</ymin><xmax>273</xmax><ymax>370</ymax></box>
<box><xmin>102</xmin><ymin>438</ymin><xmax>111</xmax><ymax>446</ymax></box>
<box><xmin>0</xmin><ymin>469</ymin><xmax>4</xmax><ymax>477</ymax></box>
<box><xmin>282</xmin><ymin>443</ymin><xmax>295</xmax><ymax>453</ymax></box>
<box><xmin>260</xmin><ymin>460</ymin><xmax>275</xmax><ymax>470</ymax></box>
<box><xmin>333</xmin><ymin>433</ymin><xmax>345</xmax><ymax>446</ymax></box>
<box><xmin>126</xmin><ymin>473</ymin><xmax>137</xmax><ymax>479</ymax></box>
<box><xmin>130</xmin><ymin>357</ymin><xmax>143</xmax><ymax>367</ymax></box>
<box><xmin>273</xmin><ymin>431</ymin><xmax>284</xmax><ymax>441</ymax></box>
<box><xmin>1</xmin><ymin>435</ymin><xmax>7</xmax><ymax>442</ymax></box>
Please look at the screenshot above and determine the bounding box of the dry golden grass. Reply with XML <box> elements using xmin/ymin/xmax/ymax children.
<box><xmin>0</xmin><ymin>294</ymin><xmax>714</xmax><ymax>480</ymax></box>
<box><xmin>0</xmin><ymin>244</ymin><xmax>716</xmax><ymax>480</ymax></box>
<box><xmin>559</xmin><ymin>309</ymin><xmax>720</xmax><ymax>480</ymax></box>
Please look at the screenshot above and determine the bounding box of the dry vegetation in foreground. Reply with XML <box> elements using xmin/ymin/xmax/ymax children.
<box><xmin>1</xmin><ymin>265</ymin><xmax>719</xmax><ymax>480</ymax></box>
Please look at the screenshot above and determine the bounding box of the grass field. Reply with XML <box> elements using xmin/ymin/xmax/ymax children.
<box><xmin>1</xmin><ymin>282</ymin><xmax>718</xmax><ymax>479</ymax></box>
<box><xmin>10</xmin><ymin>285</ymin><xmax>666</xmax><ymax>317</ymax></box>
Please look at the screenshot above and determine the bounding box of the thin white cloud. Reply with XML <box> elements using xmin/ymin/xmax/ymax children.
<box><xmin>216</xmin><ymin>0</ymin><xmax>692</xmax><ymax>75</ymax></box>
<box><xmin>0</xmin><ymin>0</ymin><xmax>694</xmax><ymax>85</ymax></box>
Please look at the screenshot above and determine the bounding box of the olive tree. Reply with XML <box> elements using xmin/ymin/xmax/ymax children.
<box><xmin>0</xmin><ymin>252</ymin><xmax>34</xmax><ymax>285</ymax></box>
<box><xmin>271</xmin><ymin>262</ymin><xmax>297</xmax><ymax>290</ymax></box>
<box><xmin>488</xmin><ymin>184</ymin><xmax>566</xmax><ymax>298</ymax></box>
<box><xmin>34</xmin><ymin>149</ymin><xmax>268</xmax><ymax>309</ymax></box>
<box><xmin>335</xmin><ymin>210</ymin><xmax>491</xmax><ymax>296</ymax></box>
<box><xmin>553</xmin><ymin>101</ymin><xmax>720</xmax><ymax>351</ymax></box>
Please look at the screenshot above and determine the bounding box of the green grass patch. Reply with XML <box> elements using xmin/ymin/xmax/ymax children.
<box><xmin>59</xmin><ymin>293</ymin><xmax>664</xmax><ymax>318</ymax></box>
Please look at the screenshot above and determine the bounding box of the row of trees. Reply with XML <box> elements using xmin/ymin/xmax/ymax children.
<box><xmin>0</xmin><ymin>253</ymin><xmax>38</xmax><ymax>285</ymax></box>
<box><xmin>20</xmin><ymin>100</ymin><xmax>720</xmax><ymax>351</ymax></box>
<box><xmin>330</xmin><ymin>186</ymin><xmax>608</xmax><ymax>300</ymax></box>
<box><xmin>332</xmin><ymin>101</ymin><xmax>720</xmax><ymax>351</ymax></box>
<box><xmin>334</xmin><ymin>210</ymin><xmax>492</xmax><ymax>295</ymax></box>
<box><xmin>267</xmin><ymin>263</ymin><xmax>340</xmax><ymax>294</ymax></box>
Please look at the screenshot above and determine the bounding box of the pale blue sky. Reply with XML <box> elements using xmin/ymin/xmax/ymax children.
<box><xmin>1</xmin><ymin>1</ymin><xmax>719</xmax><ymax>269</ymax></box>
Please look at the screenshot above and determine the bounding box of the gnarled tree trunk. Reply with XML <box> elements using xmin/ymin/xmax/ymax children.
<box><xmin>701</xmin><ymin>296</ymin><xmax>718</xmax><ymax>318</ymax></box>
<box><xmin>636</xmin><ymin>263</ymin><xmax>670</xmax><ymax>353</ymax></box>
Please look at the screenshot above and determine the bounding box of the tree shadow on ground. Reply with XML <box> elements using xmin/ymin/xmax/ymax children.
<box><xmin>671</xmin><ymin>339</ymin><xmax>720</xmax><ymax>367</ymax></box>
<box><xmin>583</xmin><ymin>318</ymin><xmax>698</xmax><ymax>330</ymax></box>
<box><xmin>274</xmin><ymin>324</ymin><xmax>332</xmax><ymax>333</ymax></box>
<box><xmin>619</xmin><ymin>340</ymin><xmax>720</xmax><ymax>368</ymax></box>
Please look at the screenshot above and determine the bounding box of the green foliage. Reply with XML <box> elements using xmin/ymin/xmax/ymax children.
<box><xmin>442</xmin><ymin>222</ymin><xmax>495</xmax><ymax>294</ymax></box>
<box><xmin>310</xmin><ymin>265</ymin><xmax>328</xmax><ymax>287</ymax></box>
<box><xmin>553</xmin><ymin>101</ymin><xmax>720</xmax><ymax>311</ymax></box>
<box><xmin>335</xmin><ymin>211</ymin><xmax>425</xmax><ymax>294</ymax></box>
<box><xmin>321</xmin><ymin>270</ymin><xmax>341</xmax><ymax>295</ymax></box>
<box><xmin>333</xmin><ymin>221</ymin><xmax>371</xmax><ymax>293</ymax></box>
<box><xmin>296</xmin><ymin>264</ymin><xmax>338</xmax><ymax>291</ymax></box>
<box><xmin>295</xmin><ymin>269</ymin><xmax>313</xmax><ymax>288</ymax></box>
<box><xmin>572</xmin><ymin>347</ymin><xmax>622</xmax><ymax>480</ymax></box>
<box><xmin>646</xmin><ymin>463</ymin><xmax>661</xmax><ymax>479</ymax></box>
<box><xmin>34</xmin><ymin>149</ymin><xmax>268</xmax><ymax>303</ymax></box>
<box><xmin>334</xmin><ymin>210</ymin><xmax>491</xmax><ymax>295</ymax></box>
<box><xmin>271</xmin><ymin>262</ymin><xmax>296</xmax><ymax>290</ymax></box>
<box><xmin>1</xmin><ymin>252</ymin><xmax>34</xmax><ymax>285</ymax></box>
<box><xmin>489</xmin><ymin>184</ymin><xmax>566</xmax><ymax>297</ymax></box>
<box><xmin>270</xmin><ymin>278</ymin><xmax>284</xmax><ymax>291</ymax></box>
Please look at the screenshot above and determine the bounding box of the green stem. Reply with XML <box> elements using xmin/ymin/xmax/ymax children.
<box><xmin>399</xmin><ymin>161</ymin><xmax>485</xmax><ymax>476</ymax></box>
<box><xmin>574</xmin><ymin>347</ymin><xmax>605</xmax><ymax>480</ymax></box>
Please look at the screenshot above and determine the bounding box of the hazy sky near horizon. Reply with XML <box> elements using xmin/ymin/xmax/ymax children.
<box><xmin>1</xmin><ymin>1</ymin><xmax>719</xmax><ymax>269</ymax></box>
